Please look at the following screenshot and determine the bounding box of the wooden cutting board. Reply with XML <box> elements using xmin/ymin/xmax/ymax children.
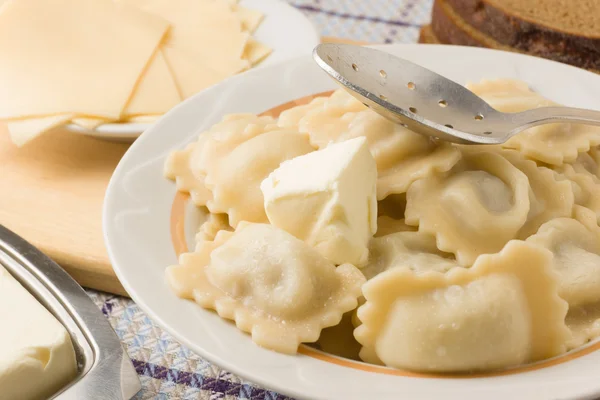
<box><xmin>0</xmin><ymin>36</ymin><xmax>368</xmax><ymax>297</ymax></box>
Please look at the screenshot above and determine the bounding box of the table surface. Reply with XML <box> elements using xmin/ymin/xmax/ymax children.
<box><xmin>88</xmin><ymin>1</ymin><xmax>433</xmax><ymax>398</ymax></box>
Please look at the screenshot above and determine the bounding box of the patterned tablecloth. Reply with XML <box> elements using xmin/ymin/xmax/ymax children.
<box><xmin>88</xmin><ymin>1</ymin><xmax>433</xmax><ymax>398</ymax></box>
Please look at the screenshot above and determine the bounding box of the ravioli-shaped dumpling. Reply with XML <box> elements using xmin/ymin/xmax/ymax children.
<box><xmin>375</xmin><ymin>216</ymin><xmax>416</xmax><ymax>238</ymax></box>
<box><xmin>277</xmin><ymin>96</ymin><xmax>328</xmax><ymax>129</ymax></box>
<box><xmin>405</xmin><ymin>150</ymin><xmax>531</xmax><ymax>266</ymax></box>
<box><xmin>204</xmin><ymin>130</ymin><xmax>314</xmax><ymax>227</ymax></box>
<box><xmin>571</xmin><ymin>147</ymin><xmax>600</xmax><ymax>179</ymax></box>
<box><xmin>197</xmin><ymin>114</ymin><xmax>279</xmax><ymax>176</ymax></box>
<box><xmin>195</xmin><ymin>212</ymin><xmax>231</xmax><ymax>247</ymax></box>
<box><xmin>566</xmin><ymin>304</ymin><xmax>600</xmax><ymax>350</ymax></box>
<box><xmin>527</xmin><ymin>206</ymin><xmax>600</xmax><ymax>307</ymax></box>
<box><xmin>164</xmin><ymin>114</ymin><xmax>278</xmax><ymax>206</ymax></box>
<box><xmin>467</xmin><ymin>79</ymin><xmax>600</xmax><ymax>165</ymax></box>
<box><xmin>164</xmin><ymin>136</ymin><xmax>213</xmax><ymax>206</ymax></box>
<box><xmin>354</xmin><ymin>240</ymin><xmax>570</xmax><ymax>372</ymax></box>
<box><xmin>555</xmin><ymin>164</ymin><xmax>600</xmax><ymax>223</ymax></box>
<box><xmin>363</xmin><ymin>231</ymin><xmax>457</xmax><ymax>280</ymax></box>
<box><xmin>285</xmin><ymin>89</ymin><xmax>366</xmax><ymax>147</ymax></box>
<box><xmin>166</xmin><ymin>223</ymin><xmax>365</xmax><ymax>354</ymax></box>
<box><xmin>495</xmin><ymin>149</ymin><xmax>574</xmax><ymax>238</ymax></box>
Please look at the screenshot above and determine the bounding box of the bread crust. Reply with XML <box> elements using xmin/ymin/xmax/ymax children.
<box><xmin>444</xmin><ymin>0</ymin><xmax>600</xmax><ymax>68</ymax></box>
<box><xmin>418</xmin><ymin>25</ymin><xmax>443</xmax><ymax>44</ymax></box>
<box><xmin>432</xmin><ymin>0</ymin><xmax>600</xmax><ymax>71</ymax></box>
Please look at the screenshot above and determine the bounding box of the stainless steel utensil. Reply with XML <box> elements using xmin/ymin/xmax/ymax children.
<box><xmin>0</xmin><ymin>225</ymin><xmax>141</xmax><ymax>400</ymax></box>
<box><xmin>313</xmin><ymin>43</ymin><xmax>600</xmax><ymax>145</ymax></box>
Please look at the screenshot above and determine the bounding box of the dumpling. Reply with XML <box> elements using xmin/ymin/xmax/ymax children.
<box><xmin>261</xmin><ymin>137</ymin><xmax>377</xmax><ymax>267</ymax></box>
<box><xmin>354</xmin><ymin>240</ymin><xmax>570</xmax><ymax>372</ymax></box>
<box><xmin>363</xmin><ymin>231</ymin><xmax>457</xmax><ymax>280</ymax></box>
<box><xmin>405</xmin><ymin>150</ymin><xmax>531</xmax><ymax>266</ymax></box>
<box><xmin>571</xmin><ymin>147</ymin><xmax>600</xmax><ymax>179</ymax></box>
<box><xmin>555</xmin><ymin>163</ymin><xmax>600</xmax><ymax>223</ymax></box>
<box><xmin>195</xmin><ymin>212</ymin><xmax>231</xmax><ymax>246</ymax></box>
<box><xmin>166</xmin><ymin>223</ymin><xmax>365</xmax><ymax>354</ymax></box>
<box><xmin>282</xmin><ymin>89</ymin><xmax>366</xmax><ymax>147</ymax></box>
<box><xmin>277</xmin><ymin>96</ymin><xmax>329</xmax><ymax>129</ymax></box>
<box><xmin>204</xmin><ymin>130</ymin><xmax>314</xmax><ymax>227</ymax></box>
<box><xmin>164</xmin><ymin>136</ymin><xmax>213</xmax><ymax>206</ymax></box>
<box><xmin>164</xmin><ymin>113</ymin><xmax>278</xmax><ymax>207</ymax></box>
<box><xmin>490</xmin><ymin>149</ymin><xmax>574</xmax><ymax>238</ymax></box>
<box><xmin>375</xmin><ymin>216</ymin><xmax>416</xmax><ymax>238</ymax></box>
<box><xmin>527</xmin><ymin>206</ymin><xmax>600</xmax><ymax>307</ymax></box>
<box><xmin>467</xmin><ymin>79</ymin><xmax>600</xmax><ymax>165</ymax></box>
<box><xmin>566</xmin><ymin>304</ymin><xmax>600</xmax><ymax>350</ymax></box>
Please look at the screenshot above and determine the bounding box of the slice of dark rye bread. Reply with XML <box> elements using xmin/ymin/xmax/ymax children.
<box><xmin>418</xmin><ymin>25</ymin><xmax>443</xmax><ymax>44</ymax></box>
<box><xmin>430</xmin><ymin>0</ymin><xmax>600</xmax><ymax>71</ymax></box>
<box><xmin>443</xmin><ymin>0</ymin><xmax>600</xmax><ymax>70</ymax></box>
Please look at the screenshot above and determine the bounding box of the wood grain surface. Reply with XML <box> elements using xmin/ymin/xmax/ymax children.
<box><xmin>0</xmin><ymin>37</ymin><xmax>367</xmax><ymax>297</ymax></box>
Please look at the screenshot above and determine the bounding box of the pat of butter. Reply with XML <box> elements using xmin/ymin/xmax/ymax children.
<box><xmin>261</xmin><ymin>136</ymin><xmax>377</xmax><ymax>266</ymax></box>
<box><xmin>0</xmin><ymin>266</ymin><xmax>77</xmax><ymax>400</ymax></box>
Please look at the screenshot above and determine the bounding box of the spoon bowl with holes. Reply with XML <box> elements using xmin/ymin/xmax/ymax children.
<box><xmin>313</xmin><ymin>43</ymin><xmax>600</xmax><ymax>144</ymax></box>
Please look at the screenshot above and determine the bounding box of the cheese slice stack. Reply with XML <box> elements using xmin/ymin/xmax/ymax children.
<box><xmin>0</xmin><ymin>265</ymin><xmax>77</xmax><ymax>400</ymax></box>
<box><xmin>0</xmin><ymin>0</ymin><xmax>271</xmax><ymax>146</ymax></box>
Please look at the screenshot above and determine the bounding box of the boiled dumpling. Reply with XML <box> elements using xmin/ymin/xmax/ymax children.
<box><xmin>467</xmin><ymin>79</ymin><xmax>600</xmax><ymax>165</ymax></box>
<box><xmin>166</xmin><ymin>223</ymin><xmax>365</xmax><ymax>354</ymax></box>
<box><xmin>195</xmin><ymin>212</ymin><xmax>231</xmax><ymax>246</ymax></box>
<box><xmin>571</xmin><ymin>148</ymin><xmax>600</xmax><ymax>179</ymax></box>
<box><xmin>354</xmin><ymin>240</ymin><xmax>570</xmax><ymax>372</ymax></box>
<box><xmin>164</xmin><ymin>113</ymin><xmax>278</xmax><ymax>207</ymax></box>
<box><xmin>555</xmin><ymin>163</ymin><xmax>600</xmax><ymax>224</ymax></box>
<box><xmin>405</xmin><ymin>150</ymin><xmax>531</xmax><ymax>266</ymax></box>
<box><xmin>164</xmin><ymin>136</ymin><xmax>213</xmax><ymax>206</ymax></box>
<box><xmin>204</xmin><ymin>130</ymin><xmax>314</xmax><ymax>226</ymax></box>
<box><xmin>527</xmin><ymin>206</ymin><xmax>600</xmax><ymax>307</ymax></box>
<box><xmin>363</xmin><ymin>230</ymin><xmax>457</xmax><ymax>280</ymax></box>
<box><xmin>279</xmin><ymin>89</ymin><xmax>366</xmax><ymax>147</ymax></box>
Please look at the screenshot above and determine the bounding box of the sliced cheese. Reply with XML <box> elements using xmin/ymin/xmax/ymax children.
<box><xmin>243</xmin><ymin>37</ymin><xmax>272</xmax><ymax>66</ymax></box>
<box><xmin>0</xmin><ymin>0</ymin><xmax>169</xmax><ymax>119</ymax></box>
<box><xmin>123</xmin><ymin>49</ymin><xmax>182</xmax><ymax>117</ymax></box>
<box><xmin>0</xmin><ymin>265</ymin><xmax>77</xmax><ymax>400</ymax></box>
<box><xmin>6</xmin><ymin>114</ymin><xmax>74</xmax><ymax>146</ymax></box>
<box><xmin>261</xmin><ymin>137</ymin><xmax>378</xmax><ymax>266</ymax></box>
<box><xmin>235</xmin><ymin>6</ymin><xmax>264</xmax><ymax>33</ymax></box>
<box><xmin>125</xmin><ymin>114</ymin><xmax>160</xmax><ymax>123</ymax></box>
<box><xmin>121</xmin><ymin>0</ymin><xmax>249</xmax><ymax>67</ymax></box>
<box><xmin>163</xmin><ymin>46</ymin><xmax>249</xmax><ymax>100</ymax></box>
<box><xmin>71</xmin><ymin>117</ymin><xmax>108</xmax><ymax>130</ymax></box>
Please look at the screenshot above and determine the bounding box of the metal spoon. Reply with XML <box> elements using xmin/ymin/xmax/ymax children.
<box><xmin>313</xmin><ymin>43</ymin><xmax>600</xmax><ymax>145</ymax></box>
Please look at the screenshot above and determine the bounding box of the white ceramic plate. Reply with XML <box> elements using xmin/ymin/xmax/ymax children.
<box><xmin>66</xmin><ymin>0</ymin><xmax>320</xmax><ymax>142</ymax></box>
<box><xmin>104</xmin><ymin>44</ymin><xmax>600</xmax><ymax>400</ymax></box>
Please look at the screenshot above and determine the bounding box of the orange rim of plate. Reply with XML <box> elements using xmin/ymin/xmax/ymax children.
<box><xmin>168</xmin><ymin>91</ymin><xmax>600</xmax><ymax>379</ymax></box>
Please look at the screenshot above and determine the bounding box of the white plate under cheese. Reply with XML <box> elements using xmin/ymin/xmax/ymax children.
<box><xmin>0</xmin><ymin>265</ymin><xmax>77</xmax><ymax>400</ymax></box>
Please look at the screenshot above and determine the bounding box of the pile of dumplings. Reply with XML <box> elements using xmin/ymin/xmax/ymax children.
<box><xmin>164</xmin><ymin>79</ymin><xmax>600</xmax><ymax>373</ymax></box>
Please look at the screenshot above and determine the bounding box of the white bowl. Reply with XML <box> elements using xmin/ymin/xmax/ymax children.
<box><xmin>103</xmin><ymin>44</ymin><xmax>600</xmax><ymax>400</ymax></box>
<box><xmin>67</xmin><ymin>0</ymin><xmax>320</xmax><ymax>142</ymax></box>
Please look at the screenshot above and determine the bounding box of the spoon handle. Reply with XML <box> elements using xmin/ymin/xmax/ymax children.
<box><xmin>511</xmin><ymin>106</ymin><xmax>600</xmax><ymax>133</ymax></box>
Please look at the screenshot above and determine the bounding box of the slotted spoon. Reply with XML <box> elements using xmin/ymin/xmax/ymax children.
<box><xmin>313</xmin><ymin>43</ymin><xmax>600</xmax><ymax>144</ymax></box>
